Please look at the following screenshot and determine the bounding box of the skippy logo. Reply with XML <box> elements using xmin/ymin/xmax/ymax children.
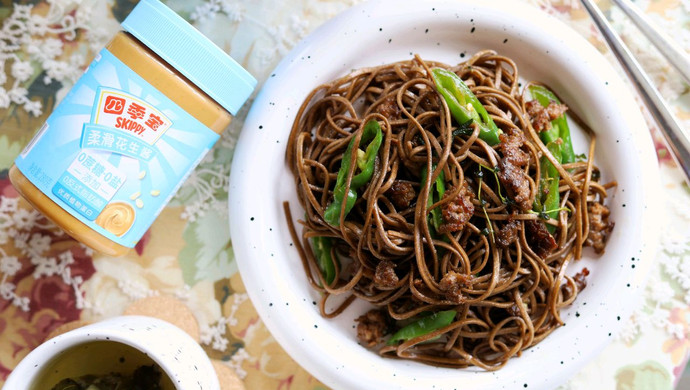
<box><xmin>80</xmin><ymin>88</ymin><xmax>172</xmax><ymax>160</ymax></box>
<box><xmin>104</xmin><ymin>95</ymin><xmax>126</xmax><ymax>115</ymax></box>
<box><xmin>93</xmin><ymin>88</ymin><xmax>172</xmax><ymax>144</ymax></box>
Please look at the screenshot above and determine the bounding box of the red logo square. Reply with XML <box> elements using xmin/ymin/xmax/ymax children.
<box><xmin>103</xmin><ymin>96</ymin><xmax>126</xmax><ymax>115</ymax></box>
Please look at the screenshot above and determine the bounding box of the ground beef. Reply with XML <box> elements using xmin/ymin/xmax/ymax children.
<box><xmin>497</xmin><ymin>126</ymin><xmax>531</xmax><ymax>212</ymax></box>
<box><xmin>496</xmin><ymin>219</ymin><xmax>520</xmax><ymax>247</ymax></box>
<box><xmin>374</xmin><ymin>260</ymin><xmax>398</xmax><ymax>288</ymax></box>
<box><xmin>525</xmin><ymin>219</ymin><xmax>558</xmax><ymax>258</ymax></box>
<box><xmin>573</xmin><ymin>267</ymin><xmax>590</xmax><ymax>292</ymax></box>
<box><xmin>526</xmin><ymin>99</ymin><xmax>568</xmax><ymax>133</ymax></box>
<box><xmin>545</xmin><ymin>101</ymin><xmax>568</xmax><ymax>120</ymax></box>
<box><xmin>386</xmin><ymin>180</ymin><xmax>416</xmax><ymax>209</ymax></box>
<box><xmin>563</xmin><ymin>267</ymin><xmax>590</xmax><ymax>298</ymax></box>
<box><xmin>497</xmin><ymin>159</ymin><xmax>532</xmax><ymax>211</ymax></box>
<box><xmin>375</xmin><ymin>95</ymin><xmax>401</xmax><ymax>120</ymax></box>
<box><xmin>499</xmin><ymin>128</ymin><xmax>530</xmax><ymax>167</ymax></box>
<box><xmin>586</xmin><ymin>202</ymin><xmax>614</xmax><ymax>254</ymax></box>
<box><xmin>439</xmin><ymin>271</ymin><xmax>472</xmax><ymax>303</ymax></box>
<box><xmin>356</xmin><ymin>309</ymin><xmax>389</xmax><ymax>347</ymax></box>
<box><xmin>437</xmin><ymin>183</ymin><xmax>475</xmax><ymax>234</ymax></box>
<box><xmin>526</xmin><ymin>100</ymin><xmax>550</xmax><ymax>132</ymax></box>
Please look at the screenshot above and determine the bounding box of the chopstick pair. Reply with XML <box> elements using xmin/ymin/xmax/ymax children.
<box><xmin>579</xmin><ymin>0</ymin><xmax>690</xmax><ymax>182</ymax></box>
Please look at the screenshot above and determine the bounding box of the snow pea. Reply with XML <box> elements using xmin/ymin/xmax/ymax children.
<box><xmin>324</xmin><ymin>119</ymin><xmax>383</xmax><ymax>226</ymax></box>
<box><xmin>534</xmin><ymin>141</ymin><xmax>563</xmax><ymax>233</ymax></box>
<box><xmin>420</xmin><ymin>164</ymin><xmax>446</xmax><ymax>235</ymax></box>
<box><xmin>387</xmin><ymin>310</ymin><xmax>457</xmax><ymax>345</ymax></box>
<box><xmin>529</xmin><ymin>85</ymin><xmax>575</xmax><ymax>164</ymax></box>
<box><xmin>310</xmin><ymin>236</ymin><xmax>337</xmax><ymax>285</ymax></box>
<box><xmin>431</xmin><ymin>68</ymin><xmax>501</xmax><ymax>146</ymax></box>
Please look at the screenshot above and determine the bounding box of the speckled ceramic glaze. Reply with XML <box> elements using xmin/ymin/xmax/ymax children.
<box><xmin>3</xmin><ymin>316</ymin><xmax>220</xmax><ymax>390</ymax></box>
<box><xmin>228</xmin><ymin>0</ymin><xmax>661</xmax><ymax>389</ymax></box>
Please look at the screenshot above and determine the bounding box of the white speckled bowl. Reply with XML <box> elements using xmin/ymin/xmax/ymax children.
<box><xmin>228</xmin><ymin>0</ymin><xmax>661</xmax><ymax>389</ymax></box>
<box><xmin>4</xmin><ymin>316</ymin><xmax>219</xmax><ymax>390</ymax></box>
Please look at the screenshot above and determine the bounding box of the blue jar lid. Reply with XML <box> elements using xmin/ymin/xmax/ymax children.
<box><xmin>122</xmin><ymin>0</ymin><xmax>256</xmax><ymax>115</ymax></box>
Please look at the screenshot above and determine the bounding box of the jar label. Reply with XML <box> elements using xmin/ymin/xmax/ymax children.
<box><xmin>14</xmin><ymin>49</ymin><xmax>220</xmax><ymax>247</ymax></box>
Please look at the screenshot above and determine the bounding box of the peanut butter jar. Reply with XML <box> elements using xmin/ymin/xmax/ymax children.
<box><xmin>10</xmin><ymin>0</ymin><xmax>256</xmax><ymax>256</ymax></box>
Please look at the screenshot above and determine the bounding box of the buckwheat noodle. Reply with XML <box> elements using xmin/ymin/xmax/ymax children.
<box><xmin>284</xmin><ymin>50</ymin><xmax>615</xmax><ymax>370</ymax></box>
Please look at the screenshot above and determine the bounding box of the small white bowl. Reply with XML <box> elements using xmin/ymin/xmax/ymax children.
<box><xmin>4</xmin><ymin>316</ymin><xmax>219</xmax><ymax>390</ymax></box>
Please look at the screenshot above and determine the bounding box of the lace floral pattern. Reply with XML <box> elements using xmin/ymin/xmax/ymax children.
<box><xmin>0</xmin><ymin>2</ymin><xmax>116</xmax><ymax>116</ymax></box>
<box><xmin>1</xmin><ymin>0</ymin><xmax>689</xmax><ymax>389</ymax></box>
